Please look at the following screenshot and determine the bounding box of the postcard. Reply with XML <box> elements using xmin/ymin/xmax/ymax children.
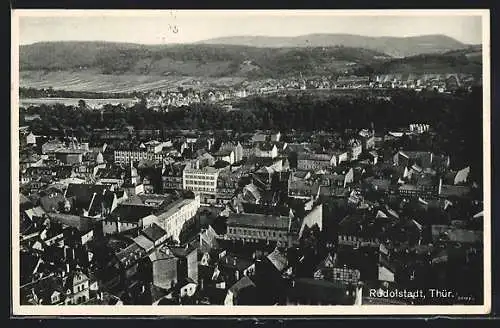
<box><xmin>11</xmin><ymin>9</ymin><xmax>491</xmax><ymax>316</ymax></box>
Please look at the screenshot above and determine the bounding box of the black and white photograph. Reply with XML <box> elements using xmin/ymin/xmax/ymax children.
<box><xmin>11</xmin><ymin>9</ymin><xmax>491</xmax><ymax>316</ymax></box>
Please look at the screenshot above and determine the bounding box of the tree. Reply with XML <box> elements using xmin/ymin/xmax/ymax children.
<box><xmin>78</xmin><ymin>99</ymin><xmax>87</xmax><ymax>110</ymax></box>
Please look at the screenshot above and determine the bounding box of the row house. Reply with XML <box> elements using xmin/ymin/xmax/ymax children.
<box><xmin>297</xmin><ymin>153</ymin><xmax>335</xmax><ymax>171</ymax></box>
<box><xmin>21</xmin><ymin>270</ymin><xmax>91</xmax><ymax>306</ymax></box>
<box><xmin>224</xmin><ymin>212</ymin><xmax>293</xmax><ymax>247</ymax></box>
<box><xmin>162</xmin><ymin>163</ymin><xmax>185</xmax><ymax>191</ymax></box>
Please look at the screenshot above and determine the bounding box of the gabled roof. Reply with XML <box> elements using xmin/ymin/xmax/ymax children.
<box><xmin>256</xmin><ymin>142</ymin><xmax>276</xmax><ymax>151</ymax></box>
<box><xmin>25</xmin><ymin>206</ymin><xmax>46</xmax><ymax>220</ymax></box>
<box><xmin>63</xmin><ymin>271</ymin><xmax>89</xmax><ymax>291</ymax></box>
<box><xmin>243</xmin><ymin>183</ymin><xmax>261</xmax><ymax>202</ymax></box>
<box><xmin>317</xmin><ymin>185</ymin><xmax>349</xmax><ymax>198</ymax></box>
<box><xmin>297</xmin><ymin>152</ymin><xmax>332</xmax><ymax>161</ymax></box>
<box><xmin>293</xmin><ymin>170</ymin><xmax>310</xmax><ymax>179</ymax></box>
<box><xmin>109</xmin><ymin>204</ymin><xmax>155</xmax><ymax>223</ymax></box>
<box><xmin>47</xmin><ymin>213</ymin><xmax>90</xmax><ymax>231</ymax></box>
<box><xmin>133</xmin><ymin>234</ymin><xmax>155</xmax><ymax>252</ymax></box>
<box><xmin>115</xmin><ymin>243</ymin><xmax>145</xmax><ymax>267</ymax></box>
<box><xmin>142</xmin><ymin>223</ymin><xmax>167</xmax><ymax>243</ymax></box>
<box><xmin>227</xmin><ymin>212</ymin><xmax>290</xmax><ymax>231</ymax></box>
<box><xmin>266</xmin><ymin>248</ymin><xmax>288</xmax><ymax>272</ymax></box>
<box><xmin>229</xmin><ymin>276</ymin><xmax>256</xmax><ymax>294</ymax></box>
<box><xmin>214</xmin><ymin>148</ymin><xmax>234</xmax><ymax>157</ymax></box>
<box><xmin>20</xmin><ymin>193</ymin><xmax>33</xmax><ymax>207</ymax></box>
<box><xmin>169</xmin><ymin>243</ymin><xmax>198</xmax><ymax>258</ymax></box>
<box><xmin>20</xmin><ymin>274</ymin><xmax>65</xmax><ymax>305</ymax></box>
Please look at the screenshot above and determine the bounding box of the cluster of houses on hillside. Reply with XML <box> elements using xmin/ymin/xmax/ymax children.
<box><xmin>215</xmin><ymin>73</ymin><xmax>480</xmax><ymax>96</ymax></box>
<box><xmin>18</xmin><ymin>122</ymin><xmax>483</xmax><ymax>306</ymax></box>
<box><xmin>139</xmin><ymin>88</ymin><xmax>249</xmax><ymax>111</ymax></box>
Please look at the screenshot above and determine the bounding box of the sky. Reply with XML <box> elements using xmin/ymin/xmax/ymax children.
<box><xmin>16</xmin><ymin>10</ymin><xmax>485</xmax><ymax>45</ymax></box>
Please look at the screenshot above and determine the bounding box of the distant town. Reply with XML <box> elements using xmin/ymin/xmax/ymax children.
<box><xmin>20</xmin><ymin>72</ymin><xmax>481</xmax><ymax>111</ymax></box>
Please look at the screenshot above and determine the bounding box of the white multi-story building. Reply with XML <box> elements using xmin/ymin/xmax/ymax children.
<box><xmin>114</xmin><ymin>149</ymin><xmax>164</xmax><ymax>164</ymax></box>
<box><xmin>157</xmin><ymin>195</ymin><xmax>201</xmax><ymax>242</ymax></box>
<box><xmin>183</xmin><ymin>166</ymin><xmax>219</xmax><ymax>195</ymax></box>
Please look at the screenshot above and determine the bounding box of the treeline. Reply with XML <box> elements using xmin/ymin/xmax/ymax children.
<box><xmin>21</xmin><ymin>88</ymin><xmax>481</xmax><ymax>135</ymax></box>
<box><xmin>19</xmin><ymin>87</ymin><xmax>141</xmax><ymax>99</ymax></box>
<box><xmin>21</xmin><ymin>87</ymin><xmax>482</xmax><ymax>174</ymax></box>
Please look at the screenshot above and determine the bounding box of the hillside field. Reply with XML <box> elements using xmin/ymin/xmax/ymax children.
<box><xmin>19</xmin><ymin>70</ymin><xmax>247</xmax><ymax>93</ymax></box>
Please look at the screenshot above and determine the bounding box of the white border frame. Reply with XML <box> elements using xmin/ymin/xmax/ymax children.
<box><xmin>11</xmin><ymin>9</ymin><xmax>491</xmax><ymax>316</ymax></box>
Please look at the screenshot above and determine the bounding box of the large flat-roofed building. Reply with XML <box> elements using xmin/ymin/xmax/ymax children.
<box><xmin>183</xmin><ymin>166</ymin><xmax>219</xmax><ymax>195</ymax></box>
<box><xmin>156</xmin><ymin>195</ymin><xmax>201</xmax><ymax>242</ymax></box>
<box><xmin>225</xmin><ymin>212</ymin><xmax>292</xmax><ymax>246</ymax></box>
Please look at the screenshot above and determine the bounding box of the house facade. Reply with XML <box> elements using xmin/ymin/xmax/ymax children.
<box><xmin>297</xmin><ymin>153</ymin><xmax>335</xmax><ymax>171</ymax></box>
<box><xmin>183</xmin><ymin>166</ymin><xmax>219</xmax><ymax>196</ymax></box>
<box><xmin>225</xmin><ymin>213</ymin><xmax>292</xmax><ymax>246</ymax></box>
<box><xmin>156</xmin><ymin>195</ymin><xmax>201</xmax><ymax>243</ymax></box>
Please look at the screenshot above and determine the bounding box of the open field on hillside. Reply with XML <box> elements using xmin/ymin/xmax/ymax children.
<box><xmin>19</xmin><ymin>97</ymin><xmax>137</xmax><ymax>107</ymax></box>
<box><xmin>19</xmin><ymin>70</ymin><xmax>247</xmax><ymax>93</ymax></box>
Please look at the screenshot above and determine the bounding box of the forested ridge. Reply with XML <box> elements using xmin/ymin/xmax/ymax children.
<box><xmin>20</xmin><ymin>41</ymin><xmax>481</xmax><ymax>78</ymax></box>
